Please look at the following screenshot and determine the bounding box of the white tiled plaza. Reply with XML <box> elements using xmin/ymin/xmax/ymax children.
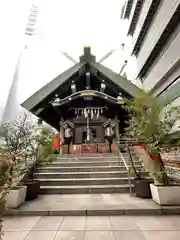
<box><xmin>3</xmin><ymin>215</ymin><xmax>180</xmax><ymax>240</ymax></box>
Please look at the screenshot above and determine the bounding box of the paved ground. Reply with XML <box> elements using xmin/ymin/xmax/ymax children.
<box><xmin>18</xmin><ymin>193</ymin><xmax>159</xmax><ymax>211</ymax></box>
<box><xmin>3</xmin><ymin>215</ymin><xmax>180</xmax><ymax>239</ymax></box>
<box><xmin>15</xmin><ymin>194</ymin><xmax>180</xmax><ymax>216</ymax></box>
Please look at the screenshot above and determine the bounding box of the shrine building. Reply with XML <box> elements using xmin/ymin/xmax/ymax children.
<box><xmin>21</xmin><ymin>47</ymin><xmax>141</xmax><ymax>153</ymax></box>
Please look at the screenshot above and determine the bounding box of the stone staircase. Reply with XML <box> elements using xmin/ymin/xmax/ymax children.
<box><xmin>36</xmin><ymin>153</ymin><xmax>148</xmax><ymax>194</ymax></box>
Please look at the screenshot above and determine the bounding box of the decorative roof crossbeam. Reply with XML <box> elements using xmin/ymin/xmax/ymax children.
<box><xmin>51</xmin><ymin>90</ymin><xmax>125</xmax><ymax>107</ymax></box>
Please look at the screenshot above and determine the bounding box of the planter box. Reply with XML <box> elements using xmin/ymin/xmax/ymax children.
<box><xmin>134</xmin><ymin>179</ymin><xmax>152</xmax><ymax>198</ymax></box>
<box><xmin>150</xmin><ymin>183</ymin><xmax>180</xmax><ymax>205</ymax></box>
<box><xmin>25</xmin><ymin>180</ymin><xmax>40</xmax><ymax>201</ymax></box>
<box><xmin>6</xmin><ymin>186</ymin><xmax>27</xmax><ymax>208</ymax></box>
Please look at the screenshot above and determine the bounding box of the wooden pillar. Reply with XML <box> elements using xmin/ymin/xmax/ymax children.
<box><xmin>59</xmin><ymin>118</ymin><xmax>64</xmax><ymax>155</ymax></box>
<box><xmin>115</xmin><ymin>115</ymin><xmax>120</xmax><ymax>143</ymax></box>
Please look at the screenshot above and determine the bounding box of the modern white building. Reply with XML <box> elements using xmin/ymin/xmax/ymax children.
<box><xmin>120</xmin><ymin>0</ymin><xmax>180</xmax><ymax>106</ymax></box>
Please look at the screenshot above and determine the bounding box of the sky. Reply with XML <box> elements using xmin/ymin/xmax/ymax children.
<box><xmin>0</xmin><ymin>0</ymin><xmax>138</xmax><ymax>121</ymax></box>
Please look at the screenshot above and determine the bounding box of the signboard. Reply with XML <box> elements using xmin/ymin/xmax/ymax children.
<box><xmin>80</xmin><ymin>91</ymin><xmax>96</xmax><ymax>97</ymax></box>
<box><xmin>84</xmin><ymin>96</ymin><xmax>93</xmax><ymax>100</ymax></box>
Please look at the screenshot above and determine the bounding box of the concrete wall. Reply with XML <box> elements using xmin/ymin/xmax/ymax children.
<box><xmin>151</xmin><ymin>61</ymin><xmax>180</xmax><ymax>96</ymax></box>
<box><xmin>143</xmin><ymin>27</ymin><xmax>180</xmax><ymax>92</ymax></box>
<box><xmin>132</xmin><ymin>0</ymin><xmax>153</xmax><ymax>48</ymax></box>
<box><xmin>121</xmin><ymin>0</ymin><xmax>180</xmax><ymax>100</ymax></box>
<box><xmin>135</xmin><ymin>0</ymin><xmax>180</xmax><ymax>77</ymax></box>
<box><xmin>127</xmin><ymin>0</ymin><xmax>139</xmax><ymax>34</ymax></box>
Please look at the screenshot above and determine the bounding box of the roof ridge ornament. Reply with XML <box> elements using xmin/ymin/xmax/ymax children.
<box><xmin>61</xmin><ymin>47</ymin><xmax>116</xmax><ymax>64</ymax></box>
<box><xmin>79</xmin><ymin>46</ymin><xmax>96</xmax><ymax>63</ymax></box>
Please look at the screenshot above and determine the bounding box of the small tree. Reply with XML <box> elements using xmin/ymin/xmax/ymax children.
<box><xmin>35</xmin><ymin>126</ymin><xmax>55</xmax><ymax>165</ymax></box>
<box><xmin>124</xmin><ymin>90</ymin><xmax>180</xmax><ymax>185</ymax></box>
<box><xmin>0</xmin><ymin>113</ymin><xmax>37</xmax><ymax>181</ymax></box>
<box><xmin>37</xmin><ymin>126</ymin><xmax>55</xmax><ymax>146</ymax></box>
<box><xmin>24</xmin><ymin>125</ymin><xmax>55</xmax><ymax>182</ymax></box>
<box><xmin>0</xmin><ymin>113</ymin><xmax>34</xmax><ymax>155</ymax></box>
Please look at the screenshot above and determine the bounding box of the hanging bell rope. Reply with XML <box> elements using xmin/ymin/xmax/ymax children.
<box><xmin>72</xmin><ymin>106</ymin><xmax>108</xmax><ymax>119</ymax></box>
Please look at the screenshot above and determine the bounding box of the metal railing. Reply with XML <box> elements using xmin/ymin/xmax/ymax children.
<box><xmin>117</xmin><ymin>141</ymin><xmax>132</xmax><ymax>196</ymax></box>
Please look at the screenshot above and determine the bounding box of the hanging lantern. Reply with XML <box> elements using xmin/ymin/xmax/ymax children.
<box><xmin>100</xmin><ymin>80</ymin><xmax>106</xmax><ymax>93</ymax></box>
<box><xmin>76</xmin><ymin>109</ymin><xmax>79</xmax><ymax>118</ymax></box>
<box><xmin>97</xmin><ymin>109</ymin><xmax>100</xmax><ymax>119</ymax></box>
<box><xmin>84</xmin><ymin>109</ymin><xmax>88</xmax><ymax>118</ymax></box>
<box><xmin>91</xmin><ymin>109</ymin><xmax>94</xmax><ymax>119</ymax></box>
<box><xmin>71</xmin><ymin>80</ymin><xmax>76</xmax><ymax>93</ymax></box>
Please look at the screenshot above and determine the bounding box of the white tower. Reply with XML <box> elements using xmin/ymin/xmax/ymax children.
<box><xmin>2</xmin><ymin>5</ymin><xmax>38</xmax><ymax>123</ymax></box>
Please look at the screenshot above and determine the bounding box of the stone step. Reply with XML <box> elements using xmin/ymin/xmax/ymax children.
<box><xmin>37</xmin><ymin>165</ymin><xmax>143</xmax><ymax>173</ymax></box>
<box><xmin>37</xmin><ymin>177</ymin><xmax>133</xmax><ymax>186</ymax></box>
<box><xmin>41</xmin><ymin>160</ymin><xmax>141</xmax><ymax>167</ymax></box>
<box><xmin>57</xmin><ymin>156</ymin><xmax>119</xmax><ymax>160</ymax></box>
<box><xmin>39</xmin><ymin>184</ymin><xmax>132</xmax><ymax>194</ymax></box>
<box><xmin>56</xmin><ymin>157</ymin><xmax>120</xmax><ymax>162</ymax></box>
<box><xmin>61</xmin><ymin>153</ymin><xmax>118</xmax><ymax>157</ymax></box>
<box><xmin>36</xmin><ymin>171</ymin><xmax>147</xmax><ymax>179</ymax></box>
<box><xmin>57</xmin><ymin>154</ymin><xmax>136</xmax><ymax>160</ymax></box>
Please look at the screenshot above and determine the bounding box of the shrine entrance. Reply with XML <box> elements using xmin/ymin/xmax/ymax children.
<box><xmin>58</xmin><ymin>97</ymin><xmax>127</xmax><ymax>154</ymax></box>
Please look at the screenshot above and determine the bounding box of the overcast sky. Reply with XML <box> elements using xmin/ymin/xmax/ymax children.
<box><xmin>0</xmin><ymin>0</ymin><xmax>138</xmax><ymax>121</ymax></box>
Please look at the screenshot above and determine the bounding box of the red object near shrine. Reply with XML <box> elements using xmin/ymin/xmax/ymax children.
<box><xmin>149</xmin><ymin>153</ymin><xmax>160</xmax><ymax>161</ymax></box>
<box><xmin>52</xmin><ymin>135</ymin><xmax>60</xmax><ymax>150</ymax></box>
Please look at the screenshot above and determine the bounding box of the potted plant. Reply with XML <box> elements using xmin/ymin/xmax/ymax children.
<box><xmin>0</xmin><ymin>113</ymin><xmax>35</xmax><ymax>208</ymax></box>
<box><xmin>127</xmin><ymin>143</ymin><xmax>152</xmax><ymax>198</ymax></box>
<box><xmin>24</xmin><ymin>128</ymin><xmax>55</xmax><ymax>201</ymax></box>
<box><xmin>24</xmin><ymin>163</ymin><xmax>40</xmax><ymax>201</ymax></box>
<box><xmin>0</xmin><ymin>151</ymin><xmax>17</xmax><ymax>237</ymax></box>
<box><xmin>23</xmin><ymin>143</ymin><xmax>40</xmax><ymax>201</ymax></box>
<box><xmin>124</xmin><ymin>90</ymin><xmax>180</xmax><ymax>205</ymax></box>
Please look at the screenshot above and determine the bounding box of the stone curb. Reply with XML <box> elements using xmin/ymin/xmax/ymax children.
<box><xmin>5</xmin><ymin>207</ymin><xmax>180</xmax><ymax>216</ymax></box>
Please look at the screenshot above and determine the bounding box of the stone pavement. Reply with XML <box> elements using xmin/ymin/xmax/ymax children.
<box><xmin>3</xmin><ymin>215</ymin><xmax>180</xmax><ymax>239</ymax></box>
<box><xmin>11</xmin><ymin>194</ymin><xmax>180</xmax><ymax>216</ymax></box>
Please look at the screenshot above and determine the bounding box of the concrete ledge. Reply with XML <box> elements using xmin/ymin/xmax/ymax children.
<box><xmin>5</xmin><ymin>207</ymin><xmax>180</xmax><ymax>216</ymax></box>
<box><xmin>5</xmin><ymin>210</ymin><xmax>49</xmax><ymax>217</ymax></box>
<box><xmin>125</xmin><ymin>208</ymin><xmax>162</xmax><ymax>216</ymax></box>
<box><xmin>161</xmin><ymin>207</ymin><xmax>180</xmax><ymax>215</ymax></box>
<box><xmin>48</xmin><ymin>209</ymin><xmax>86</xmax><ymax>216</ymax></box>
<box><xmin>86</xmin><ymin>208</ymin><xmax>125</xmax><ymax>216</ymax></box>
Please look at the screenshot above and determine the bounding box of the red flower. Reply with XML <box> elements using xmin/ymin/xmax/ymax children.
<box><xmin>150</xmin><ymin>153</ymin><xmax>159</xmax><ymax>161</ymax></box>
